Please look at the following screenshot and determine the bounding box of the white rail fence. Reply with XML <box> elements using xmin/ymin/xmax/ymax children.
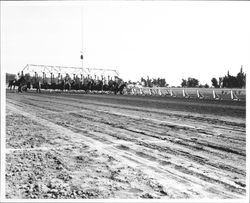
<box><xmin>123</xmin><ymin>86</ymin><xmax>246</xmax><ymax>101</ymax></box>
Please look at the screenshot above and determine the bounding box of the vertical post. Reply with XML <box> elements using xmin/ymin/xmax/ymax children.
<box><xmin>213</xmin><ymin>89</ymin><xmax>220</xmax><ymax>100</ymax></box>
<box><xmin>81</xmin><ymin>6</ymin><xmax>84</xmax><ymax>69</ymax></box>
<box><xmin>51</xmin><ymin>72</ymin><xmax>53</xmax><ymax>84</ymax></box>
<box><xmin>230</xmin><ymin>90</ymin><xmax>233</xmax><ymax>100</ymax></box>
<box><xmin>58</xmin><ymin>73</ymin><xmax>60</xmax><ymax>83</ymax></box>
<box><xmin>42</xmin><ymin>72</ymin><xmax>45</xmax><ymax>83</ymax></box>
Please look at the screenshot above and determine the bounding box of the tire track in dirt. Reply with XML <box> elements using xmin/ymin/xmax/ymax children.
<box><xmin>7</xmin><ymin>95</ymin><xmax>246</xmax><ymax>164</ymax></box>
<box><xmin>5</xmin><ymin>94</ymin><xmax>244</xmax><ymax>198</ymax></box>
<box><xmin>64</xmin><ymin>123</ymin><xmax>246</xmax><ymax>194</ymax></box>
<box><xmin>6</xmin><ymin>95</ymin><xmax>246</xmax><ymax>198</ymax></box>
<box><xmin>7</xmin><ymin>96</ymin><xmax>246</xmax><ymax>169</ymax></box>
<box><xmin>7</xmin><ymin>95</ymin><xmax>246</xmax><ymax>172</ymax></box>
<box><xmin>63</xmin><ymin>110</ymin><xmax>245</xmax><ymax>170</ymax></box>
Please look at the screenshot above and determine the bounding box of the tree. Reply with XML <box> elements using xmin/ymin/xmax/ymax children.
<box><xmin>220</xmin><ymin>67</ymin><xmax>246</xmax><ymax>88</ymax></box>
<box><xmin>236</xmin><ymin>66</ymin><xmax>246</xmax><ymax>88</ymax></box>
<box><xmin>158</xmin><ymin>78</ymin><xmax>168</xmax><ymax>87</ymax></box>
<box><xmin>187</xmin><ymin>77</ymin><xmax>199</xmax><ymax>87</ymax></box>
<box><xmin>145</xmin><ymin>77</ymin><xmax>168</xmax><ymax>87</ymax></box>
<box><xmin>199</xmin><ymin>83</ymin><xmax>209</xmax><ymax>88</ymax></box>
<box><xmin>211</xmin><ymin>78</ymin><xmax>219</xmax><ymax>88</ymax></box>
<box><xmin>181</xmin><ymin>79</ymin><xmax>187</xmax><ymax>87</ymax></box>
<box><xmin>204</xmin><ymin>83</ymin><xmax>209</xmax><ymax>88</ymax></box>
<box><xmin>222</xmin><ymin>72</ymin><xmax>238</xmax><ymax>88</ymax></box>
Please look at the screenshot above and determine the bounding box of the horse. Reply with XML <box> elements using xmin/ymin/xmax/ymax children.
<box><xmin>16</xmin><ymin>76</ymin><xmax>28</xmax><ymax>93</ymax></box>
<box><xmin>108</xmin><ymin>79</ymin><xmax>127</xmax><ymax>95</ymax></box>
<box><xmin>8</xmin><ymin>79</ymin><xmax>17</xmax><ymax>90</ymax></box>
<box><xmin>91</xmin><ymin>80</ymin><xmax>103</xmax><ymax>93</ymax></box>
<box><xmin>32</xmin><ymin>81</ymin><xmax>42</xmax><ymax>93</ymax></box>
<box><xmin>70</xmin><ymin>80</ymin><xmax>81</xmax><ymax>90</ymax></box>
<box><xmin>113</xmin><ymin>82</ymin><xmax>127</xmax><ymax>95</ymax></box>
<box><xmin>81</xmin><ymin>78</ymin><xmax>92</xmax><ymax>93</ymax></box>
<box><xmin>55</xmin><ymin>81</ymin><xmax>65</xmax><ymax>91</ymax></box>
<box><xmin>41</xmin><ymin>82</ymin><xmax>49</xmax><ymax>89</ymax></box>
<box><xmin>64</xmin><ymin>80</ymin><xmax>71</xmax><ymax>91</ymax></box>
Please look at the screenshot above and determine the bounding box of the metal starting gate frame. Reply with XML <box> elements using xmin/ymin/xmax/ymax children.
<box><xmin>22</xmin><ymin>64</ymin><xmax>119</xmax><ymax>80</ymax></box>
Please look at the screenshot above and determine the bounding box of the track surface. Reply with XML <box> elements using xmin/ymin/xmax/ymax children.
<box><xmin>6</xmin><ymin>92</ymin><xmax>246</xmax><ymax>199</ymax></box>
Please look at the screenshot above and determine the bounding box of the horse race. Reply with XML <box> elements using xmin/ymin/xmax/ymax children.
<box><xmin>2</xmin><ymin>1</ymin><xmax>248</xmax><ymax>202</ymax></box>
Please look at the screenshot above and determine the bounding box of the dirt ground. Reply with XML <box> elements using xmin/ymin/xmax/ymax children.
<box><xmin>5</xmin><ymin>91</ymin><xmax>246</xmax><ymax>199</ymax></box>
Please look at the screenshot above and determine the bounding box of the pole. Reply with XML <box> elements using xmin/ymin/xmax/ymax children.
<box><xmin>81</xmin><ymin>6</ymin><xmax>84</xmax><ymax>69</ymax></box>
<box><xmin>42</xmin><ymin>72</ymin><xmax>45</xmax><ymax>83</ymax></box>
<box><xmin>51</xmin><ymin>73</ymin><xmax>53</xmax><ymax>84</ymax></box>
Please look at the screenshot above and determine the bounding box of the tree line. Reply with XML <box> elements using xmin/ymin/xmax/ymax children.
<box><xmin>211</xmin><ymin>67</ymin><xmax>246</xmax><ymax>88</ymax></box>
<box><xmin>138</xmin><ymin>67</ymin><xmax>245</xmax><ymax>88</ymax></box>
<box><xmin>181</xmin><ymin>67</ymin><xmax>246</xmax><ymax>88</ymax></box>
<box><xmin>181</xmin><ymin>78</ymin><xmax>209</xmax><ymax>88</ymax></box>
<box><xmin>140</xmin><ymin>77</ymin><xmax>168</xmax><ymax>87</ymax></box>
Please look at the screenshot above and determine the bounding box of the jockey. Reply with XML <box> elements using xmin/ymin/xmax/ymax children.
<box><xmin>93</xmin><ymin>76</ymin><xmax>98</xmax><ymax>84</ymax></box>
<box><xmin>16</xmin><ymin>72</ymin><xmax>21</xmax><ymax>80</ymax></box>
<box><xmin>75</xmin><ymin>75</ymin><xmax>80</xmax><ymax>83</ymax></box>
<box><xmin>104</xmin><ymin>78</ymin><xmax>109</xmax><ymax>86</ymax></box>
<box><xmin>83</xmin><ymin>77</ymin><xmax>87</xmax><ymax>85</ymax></box>
<box><xmin>114</xmin><ymin>76</ymin><xmax>119</xmax><ymax>83</ymax></box>
<box><xmin>65</xmin><ymin>74</ymin><xmax>70</xmax><ymax>83</ymax></box>
<box><xmin>116</xmin><ymin>76</ymin><xmax>123</xmax><ymax>86</ymax></box>
<box><xmin>80</xmin><ymin>75</ymin><xmax>84</xmax><ymax>84</ymax></box>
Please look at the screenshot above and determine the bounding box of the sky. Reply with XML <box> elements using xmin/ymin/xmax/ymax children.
<box><xmin>1</xmin><ymin>1</ymin><xmax>250</xmax><ymax>86</ymax></box>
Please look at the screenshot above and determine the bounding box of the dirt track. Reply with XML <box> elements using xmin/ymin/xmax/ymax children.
<box><xmin>6</xmin><ymin>91</ymin><xmax>246</xmax><ymax>199</ymax></box>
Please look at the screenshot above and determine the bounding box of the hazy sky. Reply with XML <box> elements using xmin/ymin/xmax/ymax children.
<box><xmin>1</xmin><ymin>1</ymin><xmax>250</xmax><ymax>86</ymax></box>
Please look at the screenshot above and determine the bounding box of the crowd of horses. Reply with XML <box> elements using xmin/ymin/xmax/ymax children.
<box><xmin>8</xmin><ymin>75</ymin><xmax>127</xmax><ymax>95</ymax></box>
